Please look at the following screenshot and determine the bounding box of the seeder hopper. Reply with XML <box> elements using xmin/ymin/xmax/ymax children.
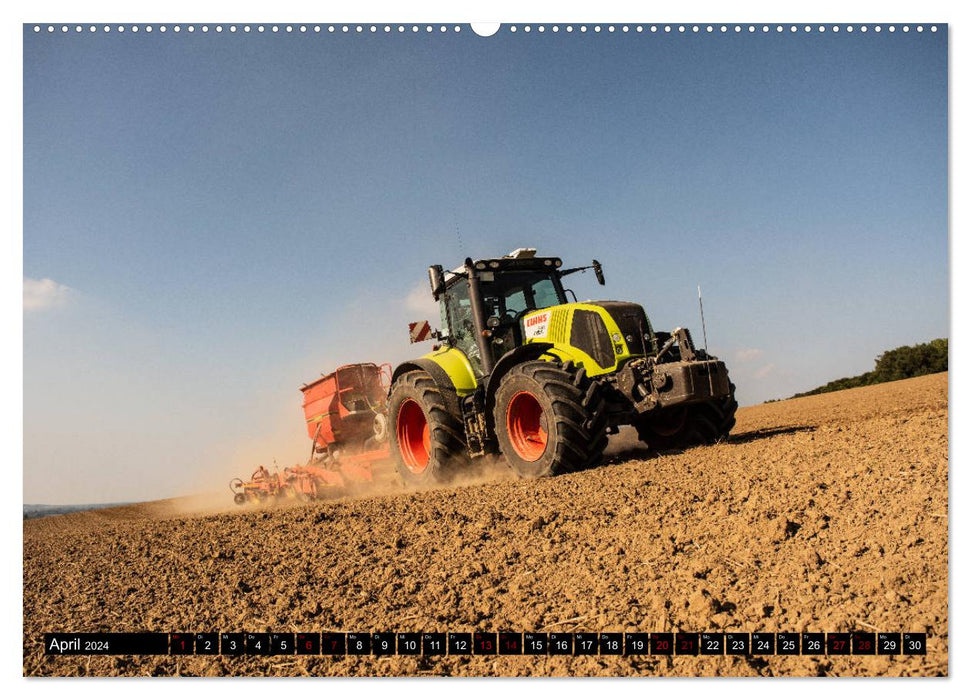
<box><xmin>231</xmin><ymin>362</ymin><xmax>393</xmax><ymax>505</ymax></box>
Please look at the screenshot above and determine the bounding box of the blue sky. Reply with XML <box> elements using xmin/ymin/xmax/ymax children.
<box><xmin>23</xmin><ymin>25</ymin><xmax>947</xmax><ymax>503</ymax></box>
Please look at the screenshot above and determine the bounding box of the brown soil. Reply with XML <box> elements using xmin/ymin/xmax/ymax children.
<box><xmin>23</xmin><ymin>373</ymin><xmax>948</xmax><ymax>677</ymax></box>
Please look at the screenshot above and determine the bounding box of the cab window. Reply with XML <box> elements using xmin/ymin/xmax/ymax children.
<box><xmin>531</xmin><ymin>278</ymin><xmax>561</xmax><ymax>309</ymax></box>
<box><xmin>482</xmin><ymin>272</ymin><xmax>565</xmax><ymax>320</ymax></box>
<box><xmin>440</xmin><ymin>280</ymin><xmax>482</xmax><ymax>375</ymax></box>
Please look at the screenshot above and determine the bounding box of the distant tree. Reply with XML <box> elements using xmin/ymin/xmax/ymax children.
<box><xmin>872</xmin><ymin>338</ymin><xmax>948</xmax><ymax>382</ymax></box>
<box><xmin>783</xmin><ymin>338</ymin><xmax>947</xmax><ymax>400</ymax></box>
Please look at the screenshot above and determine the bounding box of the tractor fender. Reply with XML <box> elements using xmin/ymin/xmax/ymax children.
<box><xmin>484</xmin><ymin>342</ymin><xmax>555</xmax><ymax>424</ymax></box>
<box><xmin>390</xmin><ymin>358</ymin><xmax>462</xmax><ymax>418</ymax></box>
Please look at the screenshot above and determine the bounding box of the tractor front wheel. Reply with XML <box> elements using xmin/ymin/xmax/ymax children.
<box><xmin>388</xmin><ymin>370</ymin><xmax>468</xmax><ymax>485</ymax></box>
<box><xmin>494</xmin><ymin>361</ymin><xmax>608</xmax><ymax>478</ymax></box>
<box><xmin>635</xmin><ymin>382</ymin><xmax>738</xmax><ymax>450</ymax></box>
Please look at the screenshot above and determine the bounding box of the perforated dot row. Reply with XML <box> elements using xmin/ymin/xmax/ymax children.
<box><xmin>31</xmin><ymin>23</ymin><xmax>940</xmax><ymax>35</ymax></box>
<box><xmin>31</xmin><ymin>24</ymin><xmax>465</xmax><ymax>34</ymax></box>
<box><xmin>508</xmin><ymin>24</ymin><xmax>937</xmax><ymax>34</ymax></box>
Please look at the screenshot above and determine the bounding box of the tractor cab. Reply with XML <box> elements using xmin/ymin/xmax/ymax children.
<box><xmin>430</xmin><ymin>248</ymin><xmax>601</xmax><ymax>377</ymax></box>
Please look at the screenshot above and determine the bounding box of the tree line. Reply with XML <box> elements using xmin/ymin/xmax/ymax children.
<box><xmin>788</xmin><ymin>338</ymin><xmax>948</xmax><ymax>399</ymax></box>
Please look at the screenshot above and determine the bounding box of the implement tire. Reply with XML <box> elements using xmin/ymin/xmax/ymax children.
<box><xmin>493</xmin><ymin>360</ymin><xmax>608</xmax><ymax>478</ymax></box>
<box><xmin>636</xmin><ymin>382</ymin><xmax>737</xmax><ymax>450</ymax></box>
<box><xmin>389</xmin><ymin>370</ymin><xmax>469</xmax><ymax>485</ymax></box>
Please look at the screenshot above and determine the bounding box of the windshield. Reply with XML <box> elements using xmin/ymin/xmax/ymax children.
<box><xmin>479</xmin><ymin>270</ymin><xmax>566</xmax><ymax>321</ymax></box>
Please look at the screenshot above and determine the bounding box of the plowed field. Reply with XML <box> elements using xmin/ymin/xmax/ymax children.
<box><xmin>23</xmin><ymin>373</ymin><xmax>948</xmax><ymax>676</ymax></box>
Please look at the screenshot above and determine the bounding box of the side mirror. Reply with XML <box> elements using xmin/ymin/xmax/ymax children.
<box><xmin>592</xmin><ymin>259</ymin><xmax>605</xmax><ymax>286</ymax></box>
<box><xmin>428</xmin><ymin>264</ymin><xmax>445</xmax><ymax>300</ymax></box>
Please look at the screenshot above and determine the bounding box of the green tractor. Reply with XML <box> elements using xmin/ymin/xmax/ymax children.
<box><xmin>389</xmin><ymin>248</ymin><xmax>737</xmax><ymax>483</ymax></box>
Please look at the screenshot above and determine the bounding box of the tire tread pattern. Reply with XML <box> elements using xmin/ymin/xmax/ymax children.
<box><xmin>390</xmin><ymin>370</ymin><xmax>469</xmax><ymax>483</ymax></box>
<box><xmin>501</xmin><ymin>360</ymin><xmax>609</xmax><ymax>475</ymax></box>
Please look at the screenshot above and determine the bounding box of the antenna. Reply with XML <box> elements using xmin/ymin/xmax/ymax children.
<box><xmin>698</xmin><ymin>285</ymin><xmax>709</xmax><ymax>353</ymax></box>
<box><xmin>454</xmin><ymin>222</ymin><xmax>465</xmax><ymax>258</ymax></box>
<box><xmin>450</xmin><ymin>202</ymin><xmax>466</xmax><ymax>258</ymax></box>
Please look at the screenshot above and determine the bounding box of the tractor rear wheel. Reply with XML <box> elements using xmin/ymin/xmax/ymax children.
<box><xmin>388</xmin><ymin>370</ymin><xmax>469</xmax><ymax>485</ymax></box>
<box><xmin>636</xmin><ymin>382</ymin><xmax>737</xmax><ymax>450</ymax></box>
<box><xmin>493</xmin><ymin>360</ymin><xmax>608</xmax><ymax>478</ymax></box>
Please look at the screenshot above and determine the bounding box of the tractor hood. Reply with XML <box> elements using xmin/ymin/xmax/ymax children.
<box><xmin>520</xmin><ymin>301</ymin><xmax>656</xmax><ymax>375</ymax></box>
<box><xmin>589</xmin><ymin>301</ymin><xmax>656</xmax><ymax>356</ymax></box>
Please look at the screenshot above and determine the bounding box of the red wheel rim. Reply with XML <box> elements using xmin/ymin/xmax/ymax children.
<box><xmin>506</xmin><ymin>391</ymin><xmax>548</xmax><ymax>462</ymax></box>
<box><xmin>396</xmin><ymin>399</ymin><xmax>430</xmax><ymax>473</ymax></box>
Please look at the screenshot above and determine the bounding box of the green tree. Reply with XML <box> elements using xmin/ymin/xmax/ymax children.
<box><xmin>873</xmin><ymin>338</ymin><xmax>948</xmax><ymax>381</ymax></box>
<box><xmin>786</xmin><ymin>338</ymin><xmax>947</xmax><ymax>400</ymax></box>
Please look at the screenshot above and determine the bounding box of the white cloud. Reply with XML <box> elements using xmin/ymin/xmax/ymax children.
<box><xmin>402</xmin><ymin>281</ymin><xmax>439</xmax><ymax>320</ymax></box>
<box><xmin>735</xmin><ymin>348</ymin><xmax>764</xmax><ymax>362</ymax></box>
<box><xmin>755</xmin><ymin>363</ymin><xmax>777</xmax><ymax>379</ymax></box>
<box><xmin>24</xmin><ymin>277</ymin><xmax>74</xmax><ymax>312</ymax></box>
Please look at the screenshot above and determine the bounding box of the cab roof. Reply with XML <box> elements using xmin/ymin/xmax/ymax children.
<box><xmin>443</xmin><ymin>248</ymin><xmax>564</xmax><ymax>283</ymax></box>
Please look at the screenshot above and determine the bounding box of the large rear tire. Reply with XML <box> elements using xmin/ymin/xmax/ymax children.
<box><xmin>636</xmin><ymin>382</ymin><xmax>737</xmax><ymax>450</ymax></box>
<box><xmin>493</xmin><ymin>360</ymin><xmax>608</xmax><ymax>478</ymax></box>
<box><xmin>388</xmin><ymin>370</ymin><xmax>469</xmax><ymax>485</ymax></box>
